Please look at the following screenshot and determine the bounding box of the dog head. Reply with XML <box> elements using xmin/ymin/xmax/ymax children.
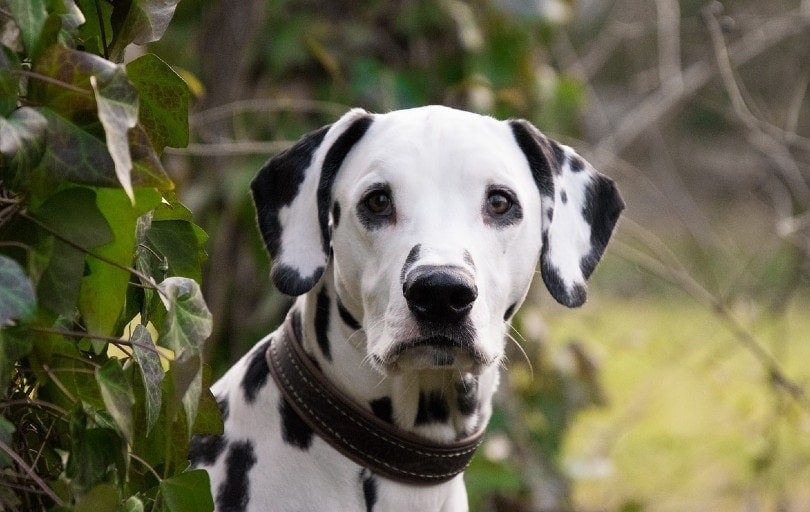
<box><xmin>252</xmin><ymin>106</ymin><xmax>623</xmax><ymax>375</ymax></box>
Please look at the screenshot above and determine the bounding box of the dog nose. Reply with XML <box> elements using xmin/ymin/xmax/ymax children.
<box><xmin>403</xmin><ymin>267</ymin><xmax>478</xmax><ymax>324</ymax></box>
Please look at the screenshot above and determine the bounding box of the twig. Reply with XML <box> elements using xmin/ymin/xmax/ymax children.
<box><xmin>703</xmin><ymin>6</ymin><xmax>810</xmax><ymax>206</ymax></box>
<box><xmin>129</xmin><ymin>452</ymin><xmax>163</xmax><ymax>483</ymax></box>
<box><xmin>164</xmin><ymin>140</ymin><xmax>295</xmax><ymax>157</ymax></box>
<box><xmin>30</xmin><ymin>326</ymin><xmax>163</xmax><ymax>357</ymax></box>
<box><xmin>613</xmin><ymin>223</ymin><xmax>810</xmax><ymax>410</ymax></box>
<box><xmin>0</xmin><ymin>438</ymin><xmax>65</xmax><ymax>507</ymax></box>
<box><xmin>595</xmin><ymin>7</ymin><xmax>810</xmax><ymax>158</ymax></box>
<box><xmin>189</xmin><ymin>98</ymin><xmax>348</xmax><ymax>127</ymax></box>
<box><xmin>0</xmin><ymin>399</ymin><xmax>69</xmax><ymax>417</ymax></box>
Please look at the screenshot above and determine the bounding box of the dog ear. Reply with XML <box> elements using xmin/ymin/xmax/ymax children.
<box><xmin>509</xmin><ymin>120</ymin><xmax>624</xmax><ymax>308</ymax></box>
<box><xmin>251</xmin><ymin>108</ymin><xmax>374</xmax><ymax>296</ymax></box>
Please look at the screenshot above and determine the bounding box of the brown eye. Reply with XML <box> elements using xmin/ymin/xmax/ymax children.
<box><xmin>487</xmin><ymin>191</ymin><xmax>512</xmax><ymax>215</ymax></box>
<box><xmin>364</xmin><ymin>191</ymin><xmax>393</xmax><ymax>215</ymax></box>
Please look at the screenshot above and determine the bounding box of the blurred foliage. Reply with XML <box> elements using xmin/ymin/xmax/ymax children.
<box><xmin>0</xmin><ymin>1</ymin><xmax>218</xmax><ymax>510</ymax></box>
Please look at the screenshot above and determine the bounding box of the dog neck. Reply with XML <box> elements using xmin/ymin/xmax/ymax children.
<box><xmin>291</xmin><ymin>274</ymin><xmax>498</xmax><ymax>445</ymax></box>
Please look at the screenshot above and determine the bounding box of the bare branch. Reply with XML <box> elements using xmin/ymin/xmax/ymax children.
<box><xmin>595</xmin><ymin>8</ymin><xmax>810</xmax><ymax>159</ymax></box>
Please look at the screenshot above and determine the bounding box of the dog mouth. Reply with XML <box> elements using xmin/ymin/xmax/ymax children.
<box><xmin>376</xmin><ymin>335</ymin><xmax>491</xmax><ymax>374</ymax></box>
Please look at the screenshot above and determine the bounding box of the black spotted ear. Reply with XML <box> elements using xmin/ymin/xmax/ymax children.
<box><xmin>251</xmin><ymin>109</ymin><xmax>373</xmax><ymax>296</ymax></box>
<box><xmin>510</xmin><ymin>120</ymin><xmax>624</xmax><ymax>307</ymax></box>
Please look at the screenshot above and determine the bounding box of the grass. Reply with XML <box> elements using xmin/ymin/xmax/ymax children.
<box><xmin>538</xmin><ymin>293</ymin><xmax>810</xmax><ymax>511</ymax></box>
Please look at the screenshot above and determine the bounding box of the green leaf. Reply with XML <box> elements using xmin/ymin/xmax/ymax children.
<box><xmin>73</xmin><ymin>483</ymin><xmax>120</xmax><ymax>512</ymax></box>
<box><xmin>32</xmin><ymin>187</ymin><xmax>114</xmax><ymax>249</ymax></box>
<box><xmin>34</xmin><ymin>106</ymin><xmax>173</xmax><ymax>191</ymax></box>
<box><xmin>31</xmin><ymin>187</ymin><xmax>113</xmax><ymax>316</ymax></box>
<box><xmin>96</xmin><ymin>358</ymin><xmax>135</xmax><ymax>444</ymax></box>
<box><xmin>0</xmin><ymin>48</ymin><xmax>20</xmax><ymax>116</ymax></box>
<box><xmin>157</xmin><ymin>277</ymin><xmax>212</xmax><ymax>361</ymax></box>
<box><xmin>131</xmin><ymin>324</ymin><xmax>163</xmax><ymax>434</ymax></box>
<box><xmin>157</xmin><ymin>277</ymin><xmax>211</xmax><ymax>433</ymax></box>
<box><xmin>127</xmin><ymin>54</ymin><xmax>189</xmax><ymax>152</ymax></box>
<box><xmin>160</xmin><ymin>469</ymin><xmax>213</xmax><ymax>512</ymax></box>
<box><xmin>5</xmin><ymin>0</ymin><xmax>49</xmax><ymax>58</ymax></box>
<box><xmin>91</xmin><ymin>66</ymin><xmax>139</xmax><ymax>202</ymax></box>
<box><xmin>147</xmin><ymin>221</ymin><xmax>205</xmax><ymax>282</ymax></box>
<box><xmin>0</xmin><ymin>254</ymin><xmax>36</xmax><ymax>325</ymax></box>
<box><xmin>123</xmin><ymin>495</ymin><xmax>144</xmax><ymax>512</ymax></box>
<box><xmin>75</xmin><ymin>0</ymin><xmax>114</xmax><ymax>56</ymax></box>
<box><xmin>108</xmin><ymin>0</ymin><xmax>181</xmax><ymax>61</ymax></box>
<box><xmin>0</xmin><ymin>107</ymin><xmax>48</xmax><ymax>183</ymax></box>
<box><xmin>67</xmin><ymin>408</ymin><xmax>128</xmax><ymax>492</ymax></box>
<box><xmin>78</xmin><ymin>187</ymin><xmax>161</xmax><ymax>335</ymax></box>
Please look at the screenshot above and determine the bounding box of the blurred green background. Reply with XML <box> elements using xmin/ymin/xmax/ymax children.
<box><xmin>148</xmin><ymin>0</ymin><xmax>810</xmax><ymax>510</ymax></box>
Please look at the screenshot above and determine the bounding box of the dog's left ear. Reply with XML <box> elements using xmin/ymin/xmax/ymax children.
<box><xmin>251</xmin><ymin>108</ymin><xmax>373</xmax><ymax>296</ymax></box>
<box><xmin>510</xmin><ymin>120</ymin><xmax>624</xmax><ymax>308</ymax></box>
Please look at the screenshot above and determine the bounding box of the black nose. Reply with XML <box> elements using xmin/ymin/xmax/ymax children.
<box><xmin>403</xmin><ymin>267</ymin><xmax>478</xmax><ymax>324</ymax></box>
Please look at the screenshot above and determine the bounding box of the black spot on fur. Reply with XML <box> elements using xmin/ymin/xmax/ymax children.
<box><xmin>332</xmin><ymin>201</ymin><xmax>341</xmax><ymax>228</ymax></box>
<box><xmin>400</xmin><ymin>244</ymin><xmax>421</xmax><ymax>283</ymax></box>
<box><xmin>317</xmin><ymin>116</ymin><xmax>374</xmax><ymax>253</ymax></box>
<box><xmin>269</xmin><ymin>263</ymin><xmax>324</xmax><ymax>297</ymax></box>
<box><xmin>314</xmin><ymin>287</ymin><xmax>332</xmax><ymax>361</ymax></box>
<box><xmin>580</xmin><ymin>175</ymin><xmax>625</xmax><ymax>279</ymax></box>
<box><xmin>550</xmin><ymin>140</ymin><xmax>566</xmax><ymax>174</ymax></box>
<box><xmin>216</xmin><ymin>440</ymin><xmax>257</xmax><ymax>512</ymax></box>
<box><xmin>360</xmin><ymin>469</ymin><xmax>378</xmax><ymax>512</ymax></box>
<box><xmin>291</xmin><ymin>308</ymin><xmax>304</xmax><ymax>341</ymax></box>
<box><xmin>503</xmin><ymin>302</ymin><xmax>517</xmax><ymax>321</ymax></box>
<box><xmin>463</xmin><ymin>250</ymin><xmax>475</xmax><ymax>270</ymax></box>
<box><xmin>189</xmin><ymin>434</ymin><xmax>227</xmax><ymax>467</ymax></box>
<box><xmin>251</xmin><ymin>126</ymin><xmax>329</xmax><ymax>296</ymax></box>
<box><xmin>509</xmin><ymin>121</ymin><xmax>555</xmax><ymax>197</ymax></box>
<box><xmin>241</xmin><ymin>339</ymin><xmax>271</xmax><ymax>403</ymax></box>
<box><xmin>217</xmin><ymin>395</ymin><xmax>229</xmax><ymax>422</ymax></box>
<box><xmin>415</xmin><ymin>390</ymin><xmax>450</xmax><ymax>426</ymax></box>
<box><xmin>369</xmin><ymin>397</ymin><xmax>393</xmax><ymax>424</ymax></box>
<box><xmin>251</xmin><ymin>126</ymin><xmax>328</xmax><ymax>256</ymax></box>
<box><xmin>569</xmin><ymin>155</ymin><xmax>585</xmax><ymax>172</ymax></box>
<box><xmin>560</xmin><ymin>189</ymin><xmax>568</xmax><ymax>204</ymax></box>
<box><xmin>455</xmin><ymin>375</ymin><xmax>479</xmax><ymax>416</ymax></box>
<box><xmin>279</xmin><ymin>397</ymin><xmax>313</xmax><ymax>450</ymax></box>
<box><xmin>337</xmin><ymin>297</ymin><xmax>362</xmax><ymax>330</ymax></box>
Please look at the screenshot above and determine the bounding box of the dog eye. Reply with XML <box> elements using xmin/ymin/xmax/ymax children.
<box><xmin>486</xmin><ymin>191</ymin><xmax>512</xmax><ymax>215</ymax></box>
<box><xmin>363</xmin><ymin>191</ymin><xmax>393</xmax><ymax>216</ymax></box>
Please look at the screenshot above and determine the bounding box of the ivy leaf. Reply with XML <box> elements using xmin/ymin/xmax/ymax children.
<box><xmin>5</xmin><ymin>0</ymin><xmax>49</xmax><ymax>59</ymax></box>
<box><xmin>157</xmin><ymin>277</ymin><xmax>212</xmax><ymax>361</ymax></box>
<box><xmin>96</xmin><ymin>358</ymin><xmax>135</xmax><ymax>444</ymax></box>
<box><xmin>73</xmin><ymin>483</ymin><xmax>120</xmax><ymax>512</ymax></box>
<box><xmin>109</xmin><ymin>0</ymin><xmax>181</xmax><ymax>62</ymax></box>
<box><xmin>0</xmin><ymin>255</ymin><xmax>37</xmax><ymax>325</ymax></box>
<box><xmin>160</xmin><ymin>469</ymin><xmax>214</xmax><ymax>512</ymax></box>
<box><xmin>131</xmin><ymin>324</ymin><xmax>163</xmax><ymax>434</ymax></box>
<box><xmin>147</xmin><ymin>220</ymin><xmax>206</xmax><ymax>282</ymax></box>
<box><xmin>0</xmin><ymin>107</ymin><xmax>48</xmax><ymax>184</ymax></box>
<box><xmin>157</xmin><ymin>277</ymin><xmax>212</xmax><ymax>433</ymax></box>
<box><xmin>78</xmin><ymin>187</ymin><xmax>161</xmax><ymax>336</ymax></box>
<box><xmin>0</xmin><ymin>48</ymin><xmax>21</xmax><ymax>116</ymax></box>
<box><xmin>32</xmin><ymin>187</ymin><xmax>113</xmax><ymax>316</ymax></box>
<box><xmin>91</xmin><ymin>68</ymin><xmax>139</xmax><ymax>202</ymax></box>
<box><xmin>126</xmin><ymin>54</ymin><xmax>189</xmax><ymax>152</ymax></box>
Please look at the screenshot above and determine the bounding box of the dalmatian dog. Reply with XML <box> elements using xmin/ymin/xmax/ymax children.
<box><xmin>190</xmin><ymin>106</ymin><xmax>623</xmax><ymax>512</ymax></box>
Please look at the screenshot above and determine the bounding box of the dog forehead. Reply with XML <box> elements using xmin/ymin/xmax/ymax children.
<box><xmin>334</xmin><ymin>107</ymin><xmax>530</xmax><ymax>189</ymax></box>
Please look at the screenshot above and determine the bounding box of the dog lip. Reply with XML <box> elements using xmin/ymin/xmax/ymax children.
<box><xmin>380</xmin><ymin>335</ymin><xmax>491</xmax><ymax>373</ymax></box>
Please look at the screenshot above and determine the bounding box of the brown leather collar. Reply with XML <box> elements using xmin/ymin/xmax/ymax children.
<box><xmin>266</xmin><ymin>314</ymin><xmax>485</xmax><ymax>485</ymax></box>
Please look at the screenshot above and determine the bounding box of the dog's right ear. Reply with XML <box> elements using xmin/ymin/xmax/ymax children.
<box><xmin>251</xmin><ymin>108</ymin><xmax>373</xmax><ymax>296</ymax></box>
